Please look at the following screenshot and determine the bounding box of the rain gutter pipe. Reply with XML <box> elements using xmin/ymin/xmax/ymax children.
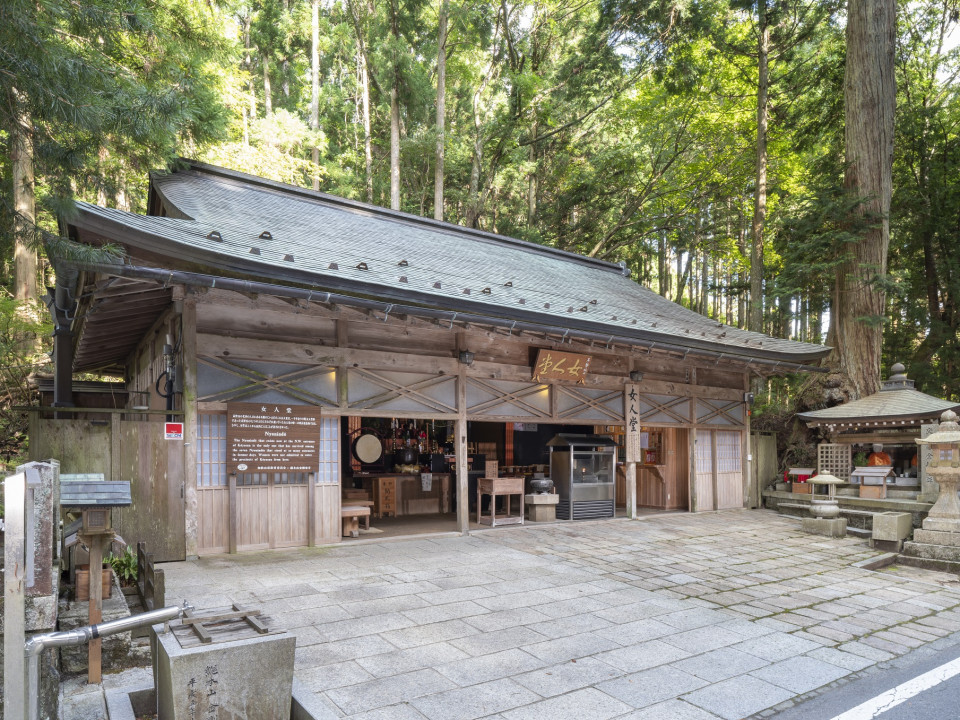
<box><xmin>75</xmin><ymin>262</ymin><xmax>829</xmax><ymax>375</ymax></box>
<box><xmin>25</xmin><ymin>603</ymin><xmax>188</xmax><ymax>720</ymax></box>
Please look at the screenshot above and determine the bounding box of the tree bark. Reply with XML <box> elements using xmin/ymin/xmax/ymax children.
<box><xmin>311</xmin><ymin>0</ymin><xmax>321</xmax><ymax>190</ymax></box>
<box><xmin>390</xmin><ymin>0</ymin><xmax>401</xmax><ymax>211</ymax></box>
<box><xmin>10</xmin><ymin>89</ymin><xmax>38</xmax><ymax>303</ymax></box>
<box><xmin>434</xmin><ymin>0</ymin><xmax>448</xmax><ymax>220</ymax></box>
<box><xmin>749</xmin><ymin>1</ymin><xmax>769</xmax><ymax>333</ymax></box>
<box><xmin>833</xmin><ymin>0</ymin><xmax>896</xmax><ymax>398</ymax></box>
<box><xmin>263</xmin><ymin>55</ymin><xmax>273</xmax><ymax>118</ymax></box>
<box><xmin>359</xmin><ymin>48</ymin><xmax>374</xmax><ymax>204</ymax></box>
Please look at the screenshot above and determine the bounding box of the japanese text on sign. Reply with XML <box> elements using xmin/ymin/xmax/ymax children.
<box><xmin>531</xmin><ymin>349</ymin><xmax>591</xmax><ymax>383</ymax></box>
<box><xmin>226</xmin><ymin>402</ymin><xmax>321</xmax><ymax>474</ymax></box>
<box><xmin>624</xmin><ymin>384</ymin><xmax>642</xmax><ymax>463</ymax></box>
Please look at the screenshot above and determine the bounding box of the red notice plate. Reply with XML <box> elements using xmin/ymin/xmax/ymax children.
<box><xmin>165</xmin><ymin>422</ymin><xmax>184</xmax><ymax>440</ymax></box>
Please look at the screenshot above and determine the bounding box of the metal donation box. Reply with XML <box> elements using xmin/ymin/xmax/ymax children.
<box><xmin>548</xmin><ymin>434</ymin><xmax>617</xmax><ymax>520</ymax></box>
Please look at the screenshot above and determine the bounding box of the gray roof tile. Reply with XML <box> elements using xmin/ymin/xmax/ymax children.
<box><xmin>73</xmin><ymin>162</ymin><xmax>829</xmax><ymax>364</ymax></box>
<box><xmin>799</xmin><ymin>388</ymin><xmax>960</xmax><ymax>423</ymax></box>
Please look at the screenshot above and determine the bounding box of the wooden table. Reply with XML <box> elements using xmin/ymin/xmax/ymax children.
<box><xmin>477</xmin><ymin>476</ymin><xmax>525</xmax><ymax>527</ymax></box>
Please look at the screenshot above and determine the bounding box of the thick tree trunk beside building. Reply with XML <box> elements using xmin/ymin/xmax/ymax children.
<box><xmin>10</xmin><ymin>90</ymin><xmax>38</xmax><ymax>303</ymax></box>
<box><xmin>833</xmin><ymin>0</ymin><xmax>895</xmax><ymax>398</ymax></box>
<box><xmin>749</xmin><ymin>3</ymin><xmax>769</xmax><ymax>333</ymax></box>
<box><xmin>434</xmin><ymin>0</ymin><xmax>447</xmax><ymax>221</ymax></box>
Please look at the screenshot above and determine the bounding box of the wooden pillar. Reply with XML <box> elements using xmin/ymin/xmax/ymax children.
<box><xmin>87</xmin><ymin>534</ymin><xmax>104</xmax><ymax>684</ymax></box>
<box><xmin>456</xmin><ymin>369</ymin><xmax>469</xmax><ymax>534</ymax></box>
<box><xmin>689</xmin><ymin>428</ymin><xmax>698</xmax><ymax>512</ymax></box>
<box><xmin>3</xmin><ymin>470</ymin><xmax>27</xmax><ymax>718</ymax></box>
<box><xmin>711</xmin><ymin>430</ymin><xmax>719</xmax><ymax>511</ymax></box>
<box><xmin>307</xmin><ymin>472</ymin><xmax>317</xmax><ymax>546</ymax></box>
<box><xmin>181</xmin><ymin>293</ymin><xmax>200</xmax><ymax>559</ymax></box>
<box><xmin>625</xmin><ymin>462</ymin><xmax>637</xmax><ymax>519</ymax></box>
<box><xmin>228</xmin><ymin>473</ymin><xmax>238</xmax><ymax>554</ymax></box>
<box><xmin>505</xmin><ymin>423</ymin><xmax>514</xmax><ymax>465</ymax></box>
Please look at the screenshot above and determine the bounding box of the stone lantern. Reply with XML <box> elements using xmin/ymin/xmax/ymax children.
<box><xmin>915</xmin><ymin>409</ymin><xmax>960</xmax><ymax>533</ymax></box>
<box><xmin>802</xmin><ymin>474</ymin><xmax>846</xmax><ymax>537</ymax></box>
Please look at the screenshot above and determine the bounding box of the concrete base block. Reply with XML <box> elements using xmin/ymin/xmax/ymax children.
<box><xmin>525</xmin><ymin>493</ymin><xmax>558</xmax><ymax>522</ymax></box>
<box><xmin>870</xmin><ymin>538</ymin><xmax>903</xmax><ymax>553</ymax></box>
<box><xmin>802</xmin><ymin>517</ymin><xmax>847</xmax><ymax>538</ymax></box>
<box><xmin>154</xmin><ymin>621</ymin><xmax>296</xmax><ymax>720</ymax></box>
<box><xmin>872</xmin><ymin>512</ymin><xmax>913</xmax><ymax>542</ymax></box>
<box><xmin>913</xmin><ymin>529</ymin><xmax>960</xmax><ymax>547</ymax></box>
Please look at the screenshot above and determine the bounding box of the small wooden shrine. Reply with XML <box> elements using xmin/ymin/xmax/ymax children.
<box><xmin>799</xmin><ymin>364</ymin><xmax>960</xmax><ymax>501</ymax></box>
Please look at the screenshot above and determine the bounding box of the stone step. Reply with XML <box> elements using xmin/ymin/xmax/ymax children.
<box><xmin>895</xmin><ymin>552</ymin><xmax>960</xmax><ymax>575</ymax></box>
<box><xmin>913</xmin><ymin>529</ymin><xmax>960</xmax><ymax>548</ymax></box>
<box><xmin>900</xmin><ymin>541</ymin><xmax>960</xmax><ymax>563</ymax></box>
<box><xmin>887</xmin><ymin>489</ymin><xmax>920</xmax><ymax>500</ymax></box>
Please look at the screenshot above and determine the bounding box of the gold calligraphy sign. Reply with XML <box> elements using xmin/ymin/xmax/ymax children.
<box><xmin>532</xmin><ymin>349</ymin><xmax>591</xmax><ymax>384</ymax></box>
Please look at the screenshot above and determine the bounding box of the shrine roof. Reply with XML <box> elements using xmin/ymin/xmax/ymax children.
<box><xmin>67</xmin><ymin>160</ymin><xmax>830</xmax><ymax>367</ymax></box>
<box><xmin>799</xmin><ymin>365</ymin><xmax>960</xmax><ymax>427</ymax></box>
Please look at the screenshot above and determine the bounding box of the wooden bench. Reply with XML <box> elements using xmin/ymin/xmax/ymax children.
<box><xmin>341</xmin><ymin>505</ymin><xmax>371</xmax><ymax>538</ymax></box>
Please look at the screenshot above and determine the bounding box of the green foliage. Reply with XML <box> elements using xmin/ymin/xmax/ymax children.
<box><xmin>2</xmin><ymin>0</ymin><xmax>958</xmax><ymax>416</ymax></box>
<box><xmin>108</xmin><ymin>546</ymin><xmax>138</xmax><ymax>587</ymax></box>
<box><xmin>0</xmin><ymin>296</ymin><xmax>51</xmax><ymax>464</ymax></box>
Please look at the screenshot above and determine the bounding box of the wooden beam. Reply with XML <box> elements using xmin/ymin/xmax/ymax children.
<box><xmin>199</xmin><ymin>333</ymin><xmax>745</xmax><ymax>400</ymax></box>
<box><xmin>307</xmin><ymin>472</ymin><xmax>317</xmax><ymax>547</ymax></box>
<box><xmin>88</xmin><ymin>534</ymin><xmax>104</xmax><ymax>683</ymax></box>
<box><xmin>228</xmin><ymin>473</ymin><xmax>238</xmax><ymax>554</ymax></box>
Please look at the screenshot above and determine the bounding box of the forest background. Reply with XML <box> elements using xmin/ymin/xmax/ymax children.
<box><xmin>0</xmin><ymin>0</ymin><xmax>957</xmax><ymax>466</ymax></box>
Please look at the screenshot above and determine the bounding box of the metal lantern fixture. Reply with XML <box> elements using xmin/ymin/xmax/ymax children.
<box><xmin>915</xmin><ymin>409</ymin><xmax>960</xmax><ymax>533</ymax></box>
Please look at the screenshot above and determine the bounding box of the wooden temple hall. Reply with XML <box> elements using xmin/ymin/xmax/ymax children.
<box><xmin>33</xmin><ymin>161</ymin><xmax>830</xmax><ymax>560</ymax></box>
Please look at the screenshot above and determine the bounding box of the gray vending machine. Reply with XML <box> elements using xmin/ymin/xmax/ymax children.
<box><xmin>547</xmin><ymin>434</ymin><xmax>617</xmax><ymax>520</ymax></box>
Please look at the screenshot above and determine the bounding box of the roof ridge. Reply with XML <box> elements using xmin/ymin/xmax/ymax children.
<box><xmin>157</xmin><ymin>159</ymin><xmax>629</xmax><ymax>277</ymax></box>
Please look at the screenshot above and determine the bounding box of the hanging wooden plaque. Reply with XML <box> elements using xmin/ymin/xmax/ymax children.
<box><xmin>532</xmin><ymin>349</ymin><xmax>590</xmax><ymax>383</ymax></box>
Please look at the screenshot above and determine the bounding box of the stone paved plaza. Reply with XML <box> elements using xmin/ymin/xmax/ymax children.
<box><xmin>160</xmin><ymin>510</ymin><xmax>960</xmax><ymax>719</ymax></box>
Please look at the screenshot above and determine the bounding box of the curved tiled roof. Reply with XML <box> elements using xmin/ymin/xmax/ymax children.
<box><xmin>70</xmin><ymin>160</ymin><xmax>830</xmax><ymax>365</ymax></box>
<box><xmin>799</xmin><ymin>368</ymin><xmax>959</xmax><ymax>425</ymax></box>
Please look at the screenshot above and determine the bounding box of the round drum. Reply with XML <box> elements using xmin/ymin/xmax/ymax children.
<box><xmin>353</xmin><ymin>433</ymin><xmax>383</xmax><ymax>464</ymax></box>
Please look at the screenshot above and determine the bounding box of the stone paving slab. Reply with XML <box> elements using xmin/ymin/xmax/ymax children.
<box><xmin>144</xmin><ymin>510</ymin><xmax>960</xmax><ymax>719</ymax></box>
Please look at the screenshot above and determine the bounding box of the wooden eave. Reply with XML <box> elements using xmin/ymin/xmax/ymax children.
<box><xmin>71</xmin><ymin>275</ymin><xmax>173</xmax><ymax>374</ymax></box>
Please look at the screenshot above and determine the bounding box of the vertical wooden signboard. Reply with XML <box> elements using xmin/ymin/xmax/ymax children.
<box><xmin>624</xmin><ymin>383</ymin><xmax>641</xmax><ymax>518</ymax></box>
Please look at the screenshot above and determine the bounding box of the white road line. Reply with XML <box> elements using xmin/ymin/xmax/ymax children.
<box><xmin>830</xmin><ymin>655</ymin><xmax>960</xmax><ymax>720</ymax></box>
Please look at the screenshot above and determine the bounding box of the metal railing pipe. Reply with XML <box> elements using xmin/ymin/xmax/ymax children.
<box><xmin>25</xmin><ymin>603</ymin><xmax>187</xmax><ymax>720</ymax></box>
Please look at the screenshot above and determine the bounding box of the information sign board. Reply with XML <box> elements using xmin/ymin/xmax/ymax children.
<box><xmin>226</xmin><ymin>402</ymin><xmax>321</xmax><ymax>473</ymax></box>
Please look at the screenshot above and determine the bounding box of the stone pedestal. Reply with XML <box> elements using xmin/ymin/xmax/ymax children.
<box><xmin>802</xmin><ymin>517</ymin><xmax>847</xmax><ymax>538</ymax></box>
<box><xmin>525</xmin><ymin>493</ymin><xmax>559</xmax><ymax>522</ymax></box>
<box><xmin>153</xmin><ymin>618</ymin><xmax>295</xmax><ymax>720</ymax></box>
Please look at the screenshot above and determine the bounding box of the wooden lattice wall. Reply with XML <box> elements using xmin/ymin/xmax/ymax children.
<box><xmin>818</xmin><ymin>443</ymin><xmax>852</xmax><ymax>480</ymax></box>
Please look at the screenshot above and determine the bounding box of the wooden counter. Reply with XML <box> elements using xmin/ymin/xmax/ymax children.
<box><xmin>359</xmin><ymin>474</ymin><xmax>451</xmax><ymax>517</ymax></box>
<box><xmin>477</xmin><ymin>476</ymin><xmax>525</xmax><ymax>527</ymax></box>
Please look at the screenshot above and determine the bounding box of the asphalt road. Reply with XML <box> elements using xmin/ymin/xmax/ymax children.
<box><xmin>771</xmin><ymin>631</ymin><xmax>960</xmax><ymax>720</ymax></box>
